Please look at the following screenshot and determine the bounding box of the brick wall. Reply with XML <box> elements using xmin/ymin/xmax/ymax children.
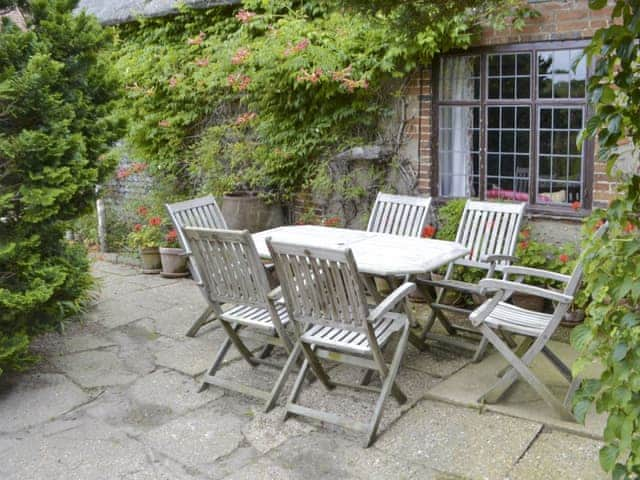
<box><xmin>411</xmin><ymin>0</ymin><xmax>618</xmax><ymax>206</ymax></box>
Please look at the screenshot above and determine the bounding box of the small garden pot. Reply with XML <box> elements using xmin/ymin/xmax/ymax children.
<box><xmin>511</xmin><ymin>291</ymin><xmax>545</xmax><ymax>312</ymax></box>
<box><xmin>159</xmin><ymin>247</ymin><xmax>189</xmax><ymax>278</ymax></box>
<box><xmin>139</xmin><ymin>247</ymin><xmax>161</xmax><ymax>274</ymax></box>
<box><xmin>561</xmin><ymin>309</ymin><xmax>585</xmax><ymax>328</ymax></box>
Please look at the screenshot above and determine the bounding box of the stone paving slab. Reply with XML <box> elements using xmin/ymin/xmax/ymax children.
<box><xmin>506</xmin><ymin>431</ymin><xmax>606</xmax><ymax>480</ymax></box>
<box><xmin>0</xmin><ymin>373</ymin><xmax>90</xmax><ymax>433</ymax></box>
<box><xmin>0</xmin><ymin>260</ymin><xmax>610</xmax><ymax>480</ymax></box>
<box><xmin>427</xmin><ymin>340</ymin><xmax>607</xmax><ymax>438</ymax></box>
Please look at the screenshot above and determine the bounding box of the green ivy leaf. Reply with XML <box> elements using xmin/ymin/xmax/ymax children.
<box><xmin>600</xmin><ymin>444</ymin><xmax>620</xmax><ymax>472</ymax></box>
<box><xmin>588</xmin><ymin>0</ymin><xmax>608</xmax><ymax>8</ymax></box>
<box><xmin>613</xmin><ymin>343</ymin><xmax>629</xmax><ymax>362</ymax></box>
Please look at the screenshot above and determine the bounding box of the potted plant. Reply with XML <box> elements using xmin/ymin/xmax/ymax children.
<box><xmin>128</xmin><ymin>206</ymin><xmax>164</xmax><ymax>273</ymax></box>
<box><xmin>159</xmin><ymin>228</ymin><xmax>188</xmax><ymax>278</ymax></box>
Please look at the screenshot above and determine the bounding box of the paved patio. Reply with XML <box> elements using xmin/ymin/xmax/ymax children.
<box><xmin>0</xmin><ymin>261</ymin><xmax>607</xmax><ymax>479</ymax></box>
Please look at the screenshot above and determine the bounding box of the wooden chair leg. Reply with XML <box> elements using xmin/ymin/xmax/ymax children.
<box><xmin>300</xmin><ymin>342</ymin><xmax>335</xmax><ymax>391</ymax></box>
<box><xmin>219</xmin><ymin>320</ymin><xmax>258</xmax><ymax>367</ymax></box>
<box><xmin>368</xmin><ymin>325</ymin><xmax>407</xmax><ymax>405</ymax></box>
<box><xmin>259</xmin><ymin>344</ymin><xmax>275</xmax><ymax>359</ymax></box>
<box><xmin>362</xmin><ymin>275</ymin><xmax>384</xmax><ymax>303</ymax></box>
<box><xmin>360</xmin><ymin>369</ymin><xmax>376</xmax><ymax>386</ymax></box>
<box><xmin>478</xmin><ymin>325</ymin><xmax>575</xmax><ymax>422</ymax></box>
<box><xmin>199</xmin><ymin>335</ymin><xmax>233</xmax><ymax>392</ymax></box>
<box><xmin>186</xmin><ymin>305</ymin><xmax>216</xmax><ymax>337</ymax></box>
<box><xmin>284</xmin><ymin>357</ymin><xmax>311</xmax><ymax>422</ymax></box>
<box><xmin>265</xmin><ymin>341</ymin><xmax>302</xmax><ymax>412</ymax></box>
<box><xmin>472</xmin><ymin>335</ymin><xmax>489</xmax><ymax>363</ymax></box>
<box><xmin>365</xmin><ymin>324</ymin><xmax>410</xmax><ymax>447</ymax></box>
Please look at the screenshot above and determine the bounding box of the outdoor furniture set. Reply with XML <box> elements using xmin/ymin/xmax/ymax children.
<box><xmin>166</xmin><ymin>193</ymin><xmax>600</xmax><ymax>446</ymax></box>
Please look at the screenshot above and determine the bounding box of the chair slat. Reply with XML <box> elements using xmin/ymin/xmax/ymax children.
<box><xmin>367</xmin><ymin>193</ymin><xmax>433</xmax><ymax>238</ymax></box>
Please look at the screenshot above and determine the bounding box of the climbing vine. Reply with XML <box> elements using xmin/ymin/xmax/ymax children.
<box><xmin>570</xmin><ymin>1</ymin><xmax>640</xmax><ymax>477</ymax></box>
<box><xmin>113</xmin><ymin>0</ymin><xmax>532</xmax><ymax>202</ymax></box>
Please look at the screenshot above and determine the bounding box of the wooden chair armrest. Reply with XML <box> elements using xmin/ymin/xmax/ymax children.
<box><xmin>267</xmin><ymin>286</ymin><xmax>282</xmax><ymax>300</ymax></box>
<box><xmin>368</xmin><ymin>282</ymin><xmax>416</xmax><ymax>322</ymax></box>
<box><xmin>478</xmin><ymin>278</ymin><xmax>573</xmax><ymax>304</ymax></box>
<box><xmin>469</xmin><ymin>295</ymin><xmax>504</xmax><ymax>327</ymax></box>
<box><xmin>503</xmin><ymin>266</ymin><xmax>571</xmax><ymax>284</ymax></box>
<box><xmin>482</xmin><ymin>254</ymin><xmax>518</xmax><ymax>264</ymax></box>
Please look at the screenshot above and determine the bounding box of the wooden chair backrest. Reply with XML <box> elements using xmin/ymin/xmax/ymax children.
<box><xmin>453</xmin><ymin>200</ymin><xmax>526</xmax><ymax>272</ymax></box>
<box><xmin>367</xmin><ymin>193</ymin><xmax>433</xmax><ymax>238</ymax></box>
<box><xmin>166</xmin><ymin>195</ymin><xmax>227</xmax><ymax>254</ymax></box>
<box><xmin>184</xmin><ymin>227</ymin><xmax>270</xmax><ymax>308</ymax></box>
<box><xmin>266</xmin><ymin>239</ymin><xmax>370</xmax><ymax>332</ymax></box>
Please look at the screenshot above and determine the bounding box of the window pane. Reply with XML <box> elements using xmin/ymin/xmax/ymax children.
<box><xmin>438</xmin><ymin>106</ymin><xmax>480</xmax><ymax>197</ymax></box>
<box><xmin>488</xmin><ymin>53</ymin><xmax>531</xmax><ymax>100</ymax></box>
<box><xmin>487</xmin><ymin>106</ymin><xmax>530</xmax><ymax>201</ymax></box>
<box><xmin>538</xmin><ymin>107</ymin><xmax>584</xmax><ymax>204</ymax></box>
<box><xmin>439</xmin><ymin>56</ymin><xmax>481</xmax><ymax>101</ymax></box>
<box><xmin>537</xmin><ymin>49</ymin><xmax>586</xmax><ymax>99</ymax></box>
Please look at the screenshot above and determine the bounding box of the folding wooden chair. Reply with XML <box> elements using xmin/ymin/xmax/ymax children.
<box><xmin>183</xmin><ymin>227</ymin><xmax>293</xmax><ymax>411</ymax></box>
<box><xmin>363</xmin><ymin>192</ymin><xmax>433</xmax><ymax>301</ymax></box>
<box><xmin>166</xmin><ymin>195</ymin><xmax>227</xmax><ymax>337</ymax></box>
<box><xmin>469</xmin><ymin>223</ymin><xmax>607</xmax><ymax>421</ymax></box>
<box><xmin>265</xmin><ymin>239</ymin><xmax>415</xmax><ymax>447</ymax></box>
<box><xmin>415</xmin><ymin>200</ymin><xmax>526</xmax><ymax>360</ymax></box>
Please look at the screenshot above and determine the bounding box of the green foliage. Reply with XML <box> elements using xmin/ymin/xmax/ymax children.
<box><xmin>113</xmin><ymin>1</ymin><xmax>532</xmax><ymax>201</ymax></box>
<box><xmin>570</xmin><ymin>1</ymin><xmax>640</xmax><ymax>477</ymax></box>
<box><xmin>435</xmin><ymin>199</ymin><xmax>467</xmax><ymax>241</ymax></box>
<box><xmin>0</xmin><ymin>0</ymin><xmax>124</xmax><ymax>375</ymax></box>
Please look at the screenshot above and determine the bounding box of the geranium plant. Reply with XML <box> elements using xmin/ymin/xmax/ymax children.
<box><xmin>127</xmin><ymin>207</ymin><xmax>164</xmax><ymax>249</ymax></box>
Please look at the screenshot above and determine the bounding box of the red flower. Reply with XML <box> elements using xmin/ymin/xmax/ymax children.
<box><xmin>571</xmin><ymin>201</ymin><xmax>581</xmax><ymax>211</ymax></box>
<box><xmin>594</xmin><ymin>219</ymin><xmax>605</xmax><ymax>231</ymax></box>
<box><xmin>421</xmin><ymin>225</ymin><xmax>436</xmax><ymax>238</ymax></box>
<box><xmin>134</xmin><ymin>223</ymin><xmax>142</xmax><ymax>232</ymax></box>
<box><xmin>559</xmin><ymin>253</ymin><xmax>569</xmax><ymax>264</ymax></box>
<box><xmin>149</xmin><ymin>216</ymin><xmax>162</xmax><ymax>227</ymax></box>
<box><xmin>521</xmin><ymin>229</ymin><xmax>530</xmax><ymax>239</ymax></box>
<box><xmin>624</xmin><ymin>221</ymin><xmax>636</xmax><ymax>233</ymax></box>
<box><xmin>519</xmin><ymin>241</ymin><xmax>529</xmax><ymax>250</ymax></box>
<box><xmin>137</xmin><ymin>206</ymin><xmax>149</xmax><ymax>216</ymax></box>
<box><xmin>165</xmin><ymin>229</ymin><xmax>178</xmax><ymax>243</ymax></box>
<box><xmin>323</xmin><ymin>216</ymin><xmax>341</xmax><ymax>227</ymax></box>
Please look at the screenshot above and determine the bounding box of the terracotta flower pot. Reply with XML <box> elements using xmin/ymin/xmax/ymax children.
<box><xmin>139</xmin><ymin>247</ymin><xmax>161</xmax><ymax>274</ymax></box>
<box><xmin>561</xmin><ymin>309</ymin><xmax>585</xmax><ymax>328</ymax></box>
<box><xmin>159</xmin><ymin>247</ymin><xmax>189</xmax><ymax>278</ymax></box>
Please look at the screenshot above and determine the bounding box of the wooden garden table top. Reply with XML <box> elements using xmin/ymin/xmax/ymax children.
<box><xmin>252</xmin><ymin>225</ymin><xmax>469</xmax><ymax>277</ymax></box>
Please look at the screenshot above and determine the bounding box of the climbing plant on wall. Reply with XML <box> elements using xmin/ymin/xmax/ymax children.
<box><xmin>114</xmin><ymin>0</ymin><xmax>532</xmax><ymax>201</ymax></box>
<box><xmin>570</xmin><ymin>0</ymin><xmax>640</xmax><ymax>477</ymax></box>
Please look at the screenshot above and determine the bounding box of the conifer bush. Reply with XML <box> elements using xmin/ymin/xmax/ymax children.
<box><xmin>0</xmin><ymin>0</ymin><xmax>124</xmax><ymax>375</ymax></box>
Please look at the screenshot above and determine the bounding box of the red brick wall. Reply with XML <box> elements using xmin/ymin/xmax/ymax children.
<box><xmin>412</xmin><ymin>0</ymin><xmax>618</xmax><ymax>206</ymax></box>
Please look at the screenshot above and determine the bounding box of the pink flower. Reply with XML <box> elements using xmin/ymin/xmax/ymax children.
<box><xmin>158</xmin><ymin>120</ymin><xmax>170</xmax><ymax>128</ymax></box>
<box><xmin>235</xmin><ymin>9</ymin><xmax>256</xmax><ymax>23</ymax></box>
<box><xmin>235</xmin><ymin>112</ymin><xmax>257</xmax><ymax>125</ymax></box>
<box><xmin>187</xmin><ymin>32</ymin><xmax>205</xmax><ymax>46</ymax></box>
<box><xmin>168</xmin><ymin>76</ymin><xmax>179</xmax><ymax>88</ymax></box>
<box><xmin>227</xmin><ymin>74</ymin><xmax>251</xmax><ymax>91</ymax></box>
<box><xmin>194</xmin><ymin>57</ymin><xmax>209</xmax><ymax>67</ymax></box>
<box><xmin>231</xmin><ymin>48</ymin><xmax>250</xmax><ymax>65</ymax></box>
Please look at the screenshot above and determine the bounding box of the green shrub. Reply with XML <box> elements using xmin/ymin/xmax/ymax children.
<box><xmin>434</xmin><ymin>199</ymin><xmax>467</xmax><ymax>241</ymax></box>
<box><xmin>0</xmin><ymin>0</ymin><xmax>124</xmax><ymax>376</ymax></box>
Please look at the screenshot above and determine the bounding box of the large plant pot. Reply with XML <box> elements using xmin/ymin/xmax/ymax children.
<box><xmin>221</xmin><ymin>192</ymin><xmax>284</xmax><ymax>232</ymax></box>
<box><xmin>139</xmin><ymin>247</ymin><xmax>161</xmax><ymax>274</ymax></box>
<box><xmin>511</xmin><ymin>291</ymin><xmax>545</xmax><ymax>312</ymax></box>
<box><xmin>159</xmin><ymin>247</ymin><xmax>189</xmax><ymax>278</ymax></box>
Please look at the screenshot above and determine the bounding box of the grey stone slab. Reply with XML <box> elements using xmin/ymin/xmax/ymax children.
<box><xmin>142</xmin><ymin>408</ymin><xmax>247</xmax><ymax>469</ymax></box>
<box><xmin>92</xmin><ymin>260</ymin><xmax>140</xmax><ymax>277</ymax></box>
<box><xmin>376</xmin><ymin>400</ymin><xmax>542</xmax><ymax>480</ymax></box>
<box><xmin>507</xmin><ymin>431</ymin><xmax>606</xmax><ymax>480</ymax></box>
<box><xmin>127</xmin><ymin>369</ymin><xmax>224</xmax><ymax>416</ymax></box>
<box><xmin>426</xmin><ymin>340</ymin><xmax>607</xmax><ymax>438</ymax></box>
<box><xmin>96</xmin><ymin>275</ymin><xmax>151</xmax><ymax>299</ymax></box>
<box><xmin>0</xmin><ymin>419</ymin><xmax>157</xmax><ymax>480</ymax></box>
<box><xmin>154</xmin><ymin>329</ymin><xmax>262</xmax><ymax>377</ymax></box>
<box><xmin>61</xmin><ymin>334</ymin><xmax>118</xmax><ymax>354</ymax></box>
<box><xmin>402</xmin><ymin>343</ymin><xmax>470</xmax><ymax>378</ymax></box>
<box><xmin>50</xmin><ymin>349</ymin><xmax>139</xmax><ymax>388</ymax></box>
<box><xmin>256</xmin><ymin>431</ymin><xmax>447</xmax><ymax>480</ymax></box>
<box><xmin>0</xmin><ymin>373</ymin><xmax>89</xmax><ymax>433</ymax></box>
<box><xmin>241</xmin><ymin>407</ymin><xmax>315</xmax><ymax>454</ymax></box>
<box><xmin>87</xmin><ymin>295</ymin><xmax>175</xmax><ymax>329</ymax></box>
<box><xmin>136</xmin><ymin>303</ymin><xmax>216</xmax><ymax>340</ymax></box>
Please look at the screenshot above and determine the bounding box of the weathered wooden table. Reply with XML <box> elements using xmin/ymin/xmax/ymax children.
<box><xmin>252</xmin><ymin>225</ymin><xmax>469</xmax><ymax>278</ymax></box>
<box><xmin>253</xmin><ymin>225</ymin><xmax>469</xmax><ymax>348</ymax></box>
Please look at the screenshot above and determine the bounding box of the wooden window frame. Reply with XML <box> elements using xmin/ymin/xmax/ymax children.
<box><xmin>432</xmin><ymin>39</ymin><xmax>594</xmax><ymax>218</ymax></box>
